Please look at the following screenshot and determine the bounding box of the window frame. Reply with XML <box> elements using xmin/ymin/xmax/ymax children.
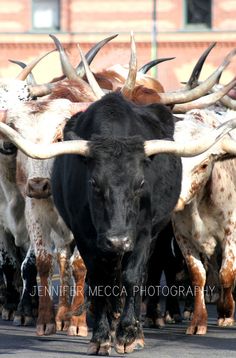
<box><xmin>183</xmin><ymin>0</ymin><xmax>212</xmax><ymax>31</ymax></box>
<box><xmin>31</xmin><ymin>0</ymin><xmax>61</xmax><ymax>32</ymax></box>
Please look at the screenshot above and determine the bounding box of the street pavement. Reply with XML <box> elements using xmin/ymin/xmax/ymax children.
<box><xmin>0</xmin><ymin>304</ymin><xmax>236</xmax><ymax>357</ymax></box>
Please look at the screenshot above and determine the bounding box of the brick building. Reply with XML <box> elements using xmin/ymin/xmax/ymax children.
<box><xmin>0</xmin><ymin>0</ymin><xmax>236</xmax><ymax>91</ymax></box>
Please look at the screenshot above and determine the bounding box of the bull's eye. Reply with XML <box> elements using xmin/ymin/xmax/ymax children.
<box><xmin>200</xmin><ymin>163</ymin><xmax>208</xmax><ymax>170</ymax></box>
<box><xmin>89</xmin><ymin>178</ymin><xmax>100</xmax><ymax>193</ymax></box>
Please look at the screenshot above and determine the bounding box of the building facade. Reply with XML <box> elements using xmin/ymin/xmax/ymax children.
<box><xmin>0</xmin><ymin>0</ymin><xmax>236</xmax><ymax>90</ymax></box>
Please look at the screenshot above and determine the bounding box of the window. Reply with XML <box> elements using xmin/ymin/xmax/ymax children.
<box><xmin>32</xmin><ymin>0</ymin><xmax>60</xmax><ymax>31</ymax></box>
<box><xmin>185</xmin><ymin>0</ymin><xmax>211</xmax><ymax>29</ymax></box>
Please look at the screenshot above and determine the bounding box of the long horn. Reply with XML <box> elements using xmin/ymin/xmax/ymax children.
<box><xmin>15</xmin><ymin>49</ymin><xmax>56</xmax><ymax>81</ymax></box>
<box><xmin>9</xmin><ymin>60</ymin><xmax>37</xmax><ymax>86</ymax></box>
<box><xmin>144</xmin><ymin>117</ymin><xmax>236</xmax><ymax>157</ymax></box>
<box><xmin>221</xmin><ymin>136</ymin><xmax>236</xmax><ymax>154</ymax></box>
<box><xmin>220</xmin><ymin>94</ymin><xmax>236</xmax><ymax>110</ymax></box>
<box><xmin>76</xmin><ymin>34</ymin><xmax>118</xmax><ymax>77</ymax></box>
<box><xmin>29</xmin><ymin>83</ymin><xmax>56</xmax><ymax>97</ymax></box>
<box><xmin>0</xmin><ymin>122</ymin><xmax>90</xmax><ymax>159</ymax></box>
<box><xmin>49</xmin><ymin>34</ymin><xmax>79</xmax><ymax>81</ymax></box>
<box><xmin>173</xmin><ymin>77</ymin><xmax>236</xmax><ymax>113</ymax></box>
<box><xmin>138</xmin><ymin>57</ymin><xmax>175</xmax><ymax>74</ymax></box>
<box><xmin>77</xmin><ymin>44</ymin><xmax>105</xmax><ymax>99</ymax></box>
<box><xmin>158</xmin><ymin>48</ymin><xmax>236</xmax><ymax>105</ymax></box>
<box><xmin>185</xmin><ymin>42</ymin><xmax>216</xmax><ymax>89</ymax></box>
<box><xmin>1</xmin><ymin>116</ymin><xmax>236</xmax><ymax>160</ymax></box>
<box><xmin>121</xmin><ymin>31</ymin><xmax>137</xmax><ymax>98</ymax></box>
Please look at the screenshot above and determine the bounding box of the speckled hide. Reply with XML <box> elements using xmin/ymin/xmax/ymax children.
<box><xmin>3</xmin><ymin>99</ymin><xmax>88</xmax><ymax>336</ymax></box>
<box><xmin>173</xmin><ymin>108</ymin><xmax>236</xmax><ymax>334</ymax></box>
<box><xmin>0</xmin><ymin>79</ymin><xmax>31</xmax><ymax>322</ymax></box>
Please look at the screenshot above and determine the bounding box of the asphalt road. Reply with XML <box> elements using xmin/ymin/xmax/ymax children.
<box><xmin>0</xmin><ymin>304</ymin><xmax>236</xmax><ymax>358</ymax></box>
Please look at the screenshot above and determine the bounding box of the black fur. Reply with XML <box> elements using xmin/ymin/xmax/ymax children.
<box><xmin>52</xmin><ymin>92</ymin><xmax>182</xmax><ymax>350</ymax></box>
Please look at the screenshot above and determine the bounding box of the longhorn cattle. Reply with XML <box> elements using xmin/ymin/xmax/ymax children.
<box><xmin>2</xmin><ymin>34</ymin><xmax>236</xmax><ymax>354</ymax></box>
<box><xmin>3</xmin><ymin>94</ymin><xmax>236</xmax><ymax>356</ymax></box>
<box><xmin>172</xmin><ymin>108</ymin><xmax>236</xmax><ymax>334</ymax></box>
<box><xmin>0</xmin><ymin>34</ymin><xmax>116</xmax><ymax>333</ymax></box>
<box><xmin>0</xmin><ymin>98</ymin><xmax>90</xmax><ymax>336</ymax></box>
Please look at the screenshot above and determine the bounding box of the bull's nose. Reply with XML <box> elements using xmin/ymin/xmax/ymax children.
<box><xmin>106</xmin><ymin>236</ymin><xmax>133</xmax><ymax>252</ymax></box>
<box><xmin>26</xmin><ymin>177</ymin><xmax>51</xmax><ymax>199</ymax></box>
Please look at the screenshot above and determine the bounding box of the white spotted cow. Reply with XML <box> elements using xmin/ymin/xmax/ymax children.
<box><xmin>0</xmin><ymin>99</ymin><xmax>89</xmax><ymax>336</ymax></box>
<box><xmin>173</xmin><ymin>108</ymin><xmax>236</xmax><ymax>334</ymax></box>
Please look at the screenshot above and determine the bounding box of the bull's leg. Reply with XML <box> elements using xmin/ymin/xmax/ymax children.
<box><xmin>164</xmin><ymin>266</ymin><xmax>182</xmax><ymax>324</ymax></box>
<box><xmin>0</xmin><ymin>268</ymin><xmax>5</xmax><ymax>314</ymax></box>
<box><xmin>84</xmin><ymin>255</ymin><xmax>121</xmax><ymax>356</ymax></box>
<box><xmin>115</xmin><ymin>237</ymin><xmax>150</xmax><ymax>354</ymax></box>
<box><xmin>35</xmin><ymin>246</ymin><xmax>55</xmax><ymax>336</ymax></box>
<box><xmin>144</xmin><ymin>256</ymin><xmax>164</xmax><ymax>328</ymax></box>
<box><xmin>55</xmin><ymin>246</ymin><xmax>71</xmax><ymax>332</ymax></box>
<box><xmin>26</xmin><ymin>199</ymin><xmax>56</xmax><ymax>336</ymax></box>
<box><xmin>0</xmin><ymin>230</ymin><xmax>21</xmax><ymax>321</ymax></box>
<box><xmin>176</xmin><ymin>235</ymin><xmax>207</xmax><ymax>335</ymax></box>
<box><xmin>13</xmin><ymin>245</ymin><xmax>38</xmax><ymax>326</ymax></box>
<box><xmin>217</xmin><ymin>240</ymin><xmax>236</xmax><ymax>327</ymax></box>
<box><xmin>67</xmin><ymin>247</ymin><xmax>88</xmax><ymax>337</ymax></box>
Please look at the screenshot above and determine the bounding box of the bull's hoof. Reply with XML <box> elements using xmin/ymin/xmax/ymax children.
<box><xmin>13</xmin><ymin>315</ymin><xmax>22</xmax><ymax>326</ymax></box>
<box><xmin>186</xmin><ymin>324</ymin><xmax>207</xmax><ymax>335</ymax></box>
<box><xmin>155</xmin><ymin>317</ymin><xmax>165</xmax><ymax>328</ymax></box>
<box><xmin>218</xmin><ymin>317</ymin><xmax>234</xmax><ymax>327</ymax></box>
<box><xmin>36</xmin><ymin>323</ymin><xmax>56</xmax><ymax>336</ymax></box>
<box><xmin>13</xmin><ymin>314</ymin><xmax>35</xmax><ymax>326</ymax></box>
<box><xmin>56</xmin><ymin>319</ymin><xmax>70</xmax><ymax>331</ymax></box>
<box><xmin>165</xmin><ymin>313</ymin><xmax>175</xmax><ymax>324</ymax></box>
<box><xmin>24</xmin><ymin>316</ymin><xmax>35</xmax><ymax>326</ymax></box>
<box><xmin>2</xmin><ymin>307</ymin><xmax>14</xmax><ymax>321</ymax></box>
<box><xmin>143</xmin><ymin>316</ymin><xmax>165</xmax><ymax>328</ymax></box>
<box><xmin>115</xmin><ymin>338</ymin><xmax>145</xmax><ymax>354</ymax></box>
<box><xmin>67</xmin><ymin>324</ymin><xmax>88</xmax><ymax>337</ymax></box>
<box><xmin>183</xmin><ymin>310</ymin><xmax>193</xmax><ymax>321</ymax></box>
<box><xmin>87</xmin><ymin>341</ymin><xmax>111</xmax><ymax>356</ymax></box>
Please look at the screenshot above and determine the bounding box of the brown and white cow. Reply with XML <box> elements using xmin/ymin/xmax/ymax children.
<box><xmin>172</xmin><ymin>108</ymin><xmax>236</xmax><ymax>334</ymax></box>
<box><xmin>1</xmin><ymin>98</ymin><xmax>89</xmax><ymax>336</ymax></box>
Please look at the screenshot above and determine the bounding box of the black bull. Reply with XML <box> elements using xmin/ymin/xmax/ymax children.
<box><xmin>51</xmin><ymin>92</ymin><xmax>182</xmax><ymax>354</ymax></box>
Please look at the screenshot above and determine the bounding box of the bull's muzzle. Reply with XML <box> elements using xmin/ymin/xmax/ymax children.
<box><xmin>100</xmin><ymin>235</ymin><xmax>133</xmax><ymax>253</ymax></box>
<box><xmin>26</xmin><ymin>177</ymin><xmax>51</xmax><ymax>199</ymax></box>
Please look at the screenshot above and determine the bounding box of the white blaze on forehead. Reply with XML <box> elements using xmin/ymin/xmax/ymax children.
<box><xmin>0</xmin><ymin>79</ymin><xmax>31</xmax><ymax>109</ymax></box>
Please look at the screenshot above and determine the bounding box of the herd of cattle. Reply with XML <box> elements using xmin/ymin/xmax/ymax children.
<box><xmin>1</xmin><ymin>32</ymin><xmax>236</xmax><ymax>355</ymax></box>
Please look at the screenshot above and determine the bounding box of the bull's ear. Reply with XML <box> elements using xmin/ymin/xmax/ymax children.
<box><xmin>0</xmin><ymin>110</ymin><xmax>7</xmax><ymax>123</ymax></box>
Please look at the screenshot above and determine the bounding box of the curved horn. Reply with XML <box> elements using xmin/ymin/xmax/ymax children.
<box><xmin>158</xmin><ymin>48</ymin><xmax>236</xmax><ymax>105</ymax></box>
<box><xmin>138</xmin><ymin>57</ymin><xmax>175</xmax><ymax>74</ymax></box>
<box><xmin>0</xmin><ymin>122</ymin><xmax>90</xmax><ymax>159</ymax></box>
<box><xmin>121</xmin><ymin>31</ymin><xmax>137</xmax><ymax>98</ymax></box>
<box><xmin>15</xmin><ymin>49</ymin><xmax>56</xmax><ymax>81</ymax></box>
<box><xmin>29</xmin><ymin>83</ymin><xmax>56</xmax><ymax>97</ymax></box>
<box><xmin>77</xmin><ymin>44</ymin><xmax>105</xmax><ymax>99</ymax></box>
<box><xmin>173</xmin><ymin>77</ymin><xmax>236</xmax><ymax>113</ymax></box>
<box><xmin>220</xmin><ymin>94</ymin><xmax>236</xmax><ymax>110</ymax></box>
<box><xmin>221</xmin><ymin>136</ymin><xmax>236</xmax><ymax>154</ymax></box>
<box><xmin>9</xmin><ymin>60</ymin><xmax>37</xmax><ymax>86</ymax></box>
<box><xmin>186</xmin><ymin>42</ymin><xmax>216</xmax><ymax>89</ymax></box>
<box><xmin>76</xmin><ymin>34</ymin><xmax>118</xmax><ymax>77</ymax></box>
<box><xmin>49</xmin><ymin>34</ymin><xmax>79</xmax><ymax>81</ymax></box>
<box><xmin>144</xmin><ymin>117</ymin><xmax>236</xmax><ymax>157</ymax></box>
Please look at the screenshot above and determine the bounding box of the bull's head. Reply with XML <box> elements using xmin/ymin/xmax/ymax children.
<box><xmin>0</xmin><ymin>99</ymin><xmax>89</xmax><ymax>199</ymax></box>
<box><xmin>85</xmin><ymin>136</ymin><xmax>147</xmax><ymax>253</ymax></box>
